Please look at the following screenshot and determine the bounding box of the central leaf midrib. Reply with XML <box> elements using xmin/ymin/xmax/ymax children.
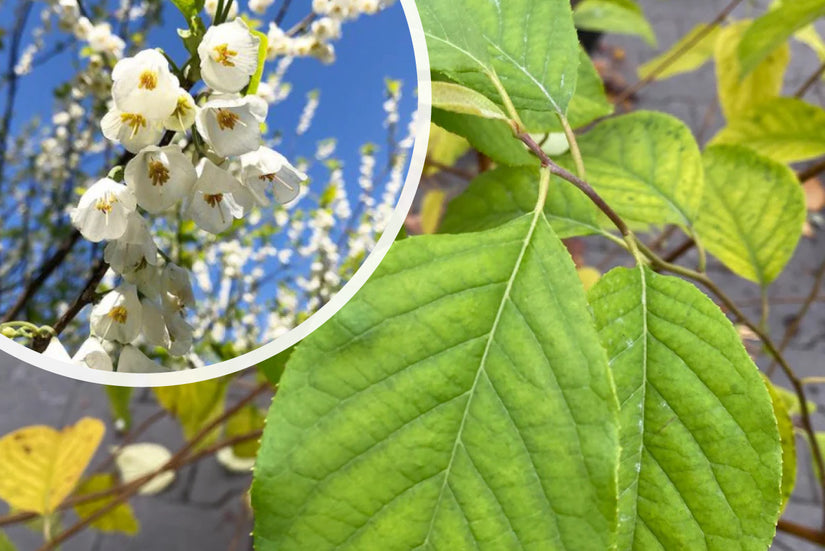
<box><xmin>419</xmin><ymin>208</ymin><xmax>546</xmax><ymax>548</ymax></box>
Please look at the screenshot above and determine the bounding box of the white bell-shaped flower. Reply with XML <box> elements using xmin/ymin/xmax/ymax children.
<box><xmin>164</xmin><ymin>89</ymin><xmax>198</xmax><ymax>132</ymax></box>
<box><xmin>124</xmin><ymin>145</ymin><xmax>196</xmax><ymax>214</ymax></box>
<box><xmin>101</xmin><ymin>107</ymin><xmax>165</xmax><ymax>153</ymax></box>
<box><xmin>104</xmin><ymin>212</ymin><xmax>158</xmax><ymax>274</ymax></box>
<box><xmin>161</xmin><ymin>263</ymin><xmax>195</xmax><ymax>310</ymax></box>
<box><xmin>186</xmin><ymin>159</ymin><xmax>245</xmax><ymax>234</ymax></box>
<box><xmin>118</xmin><ymin>345</ymin><xmax>168</xmax><ymax>373</ymax></box>
<box><xmin>73</xmin><ymin>337</ymin><xmax>113</xmax><ymax>371</ymax></box>
<box><xmin>122</xmin><ymin>261</ymin><xmax>161</xmax><ymax>299</ymax></box>
<box><xmin>198</xmin><ymin>19</ymin><xmax>260</xmax><ymax>94</ymax></box>
<box><xmin>240</xmin><ymin>146</ymin><xmax>306</xmax><ymax>206</ymax></box>
<box><xmin>71</xmin><ymin>178</ymin><xmax>137</xmax><ymax>242</ymax></box>
<box><xmin>43</xmin><ymin>337</ymin><xmax>73</xmax><ymax>362</ymax></box>
<box><xmin>195</xmin><ymin>95</ymin><xmax>267</xmax><ymax>158</ymax></box>
<box><xmin>112</xmin><ymin>49</ymin><xmax>180</xmax><ymax>119</ymax></box>
<box><xmin>90</xmin><ymin>283</ymin><xmax>142</xmax><ymax>343</ymax></box>
<box><xmin>162</xmin><ymin>303</ymin><xmax>194</xmax><ymax>356</ymax></box>
<box><xmin>140</xmin><ymin>297</ymin><xmax>171</xmax><ymax>349</ymax></box>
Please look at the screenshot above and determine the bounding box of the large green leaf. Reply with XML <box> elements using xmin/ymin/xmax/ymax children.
<box><xmin>711</xmin><ymin>97</ymin><xmax>825</xmax><ymax>164</ymax></box>
<box><xmin>696</xmin><ymin>145</ymin><xmax>805</xmax><ymax>286</ymax></box>
<box><xmin>559</xmin><ymin>111</ymin><xmax>703</xmax><ymax>228</ymax></box>
<box><xmin>431</xmin><ymin>109</ymin><xmax>538</xmax><ymax>167</ymax></box>
<box><xmin>738</xmin><ymin>0</ymin><xmax>825</xmax><ymax>76</ymax></box>
<box><xmin>715</xmin><ymin>21</ymin><xmax>789</xmax><ymax>121</ymax></box>
<box><xmin>420</xmin><ymin>0</ymin><xmax>581</xmax><ymax>127</ymax></box>
<box><xmin>574</xmin><ymin>0</ymin><xmax>656</xmax><ymax>46</ymax></box>
<box><xmin>252</xmin><ymin>212</ymin><xmax>620</xmax><ymax>550</ymax></box>
<box><xmin>637</xmin><ymin>24</ymin><xmax>721</xmax><ymax>80</ymax></box>
<box><xmin>589</xmin><ymin>266</ymin><xmax>782</xmax><ymax>550</ymax></box>
<box><xmin>440</xmin><ymin>166</ymin><xmax>607</xmax><ymax>238</ymax></box>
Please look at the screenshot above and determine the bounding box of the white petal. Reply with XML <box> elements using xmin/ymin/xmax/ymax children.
<box><xmin>118</xmin><ymin>345</ymin><xmax>168</xmax><ymax>373</ymax></box>
<box><xmin>115</xmin><ymin>443</ymin><xmax>175</xmax><ymax>495</ymax></box>
<box><xmin>90</xmin><ymin>283</ymin><xmax>142</xmax><ymax>343</ymax></box>
<box><xmin>198</xmin><ymin>19</ymin><xmax>261</xmax><ymax>93</ymax></box>
<box><xmin>125</xmin><ymin>145</ymin><xmax>196</xmax><ymax>213</ymax></box>
<box><xmin>72</xmin><ymin>178</ymin><xmax>137</xmax><ymax>242</ymax></box>
<box><xmin>73</xmin><ymin>337</ymin><xmax>113</xmax><ymax>371</ymax></box>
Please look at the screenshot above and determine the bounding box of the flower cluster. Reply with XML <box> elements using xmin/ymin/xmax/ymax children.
<box><xmin>68</xmin><ymin>19</ymin><xmax>307</xmax><ymax>372</ymax></box>
<box><xmin>264</xmin><ymin>0</ymin><xmax>396</xmax><ymax>64</ymax></box>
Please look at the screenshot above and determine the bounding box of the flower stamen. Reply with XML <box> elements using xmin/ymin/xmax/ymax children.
<box><xmin>212</xmin><ymin>44</ymin><xmax>238</xmax><ymax>67</ymax></box>
<box><xmin>107</xmin><ymin>306</ymin><xmax>129</xmax><ymax>324</ymax></box>
<box><xmin>148</xmin><ymin>160</ymin><xmax>170</xmax><ymax>186</ymax></box>
<box><xmin>204</xmin><ymin>193</ymin><xmax>224</xmax><ymax>208</ymax></box>
<box><xmin>120</xmin><ymin>113</ymin><xmax>147</xmax><ymax>138</ymax></box>
<box><xmin>94</xmin><ymin>193</ymin><xmax>117</xmax><ymax>214</ymax></box>
<box><xmin>138</xmin><ymin>70</ymin><xmax>159</xmax><ymax>90</ymax></box>
<box><xmin>216</xmin><ymin>109</ymin><xmax>241</xmax><ymax>131</ymax></box>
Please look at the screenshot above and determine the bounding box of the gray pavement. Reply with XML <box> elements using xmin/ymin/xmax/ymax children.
<box><xmin>2</xmin><ymin>0</ymin><xmax>825</xmax><ymax>549</ymax></box>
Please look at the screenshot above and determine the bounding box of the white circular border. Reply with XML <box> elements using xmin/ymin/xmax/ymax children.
<box><xmin>0</xmin><ymin>0</ymin><xmax>432</xmax><ymax>387</ymax></box>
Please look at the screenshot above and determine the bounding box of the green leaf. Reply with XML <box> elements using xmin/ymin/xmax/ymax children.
<box><xmin>104</xmin><ymin>386</ymin><xmax>132</xmax><ymax>430</ymax></box>
<box><xmin>225</xmin><ymin>405</ymin><xmax>265</xmax><ymax>458</ymax></box>
<box><xmin>432</xmin><ymin>109</ymin><xmax>538</xmax><ymax>167</ymax></box>
<box><xmin>0</xmin><ymin>531</ymin><xmax>16</xmax><ymax>551</ymax></box>
<box><xmin>431</xmin><ymin>81</ymin><xmax>509</xmax><ymax>121</ymax></box>
<box><xmin>154</xmin><ymin>378</ymin><xmax>229</xmax><ymax>447</ymax></box>
<box><xmin>252</xmin><ymin>213</ymin><xmax>620</xmax><ymax>550</ymax></box>
<box><xmin>559</xmin><ymin>111</ymin><xmax>704</xmax><ymax>228</ymax></box>
<box><xmin>245</xmin><ymin>29</ymin><xmax>268</xmax><ymax>96</ymax></box>
<box><xmin>771</xmin><ymin>384</ymin><xmax>817</xmax><ymax>417</ymax></box>
<box><xmin>589</xmin><ymin>266</ymin><xmax>782</xmax><ymax>550</ymax></box>
<box><xmin>420</xmin><ymin>0</ymin><xmax>580</xmax><ymax>127</ymax></box>
<box><xmin>73</xmin><ymin>474</ymin><xmax>140</xmax><ymax>535</ymax></box>
<box><xmin>715</xmin><ymin>21</ymin><xmax>789</xmax><ymax>121</ymax></box>
<box><xmin>738</xmin><ymin>0</ymin><xmax>825</xmax><ymax>76</ymax></box>
<box><xmin>257</xmin><ymin>346</ymin><xmax>295</xmax><ymax>386</ymax></box>
<box><xmin>711</xmin><ymin>97</ymin><xmax>825</xmax><ymax>164</ymax></box>
<box><xmin>696</xmin><ymin>145</ymin><xmax>806</xmax><ymax>286</ymax></box>
<box><xmin>764</xmin><ymin>378</ymin><xmax>797</xmax><ymax>513</ymax></box>
<box><xmin>425</xmin><ymin>124</ymin><xmax>470</xmax><ymax>176</ymax></box>
<box><xmin>637</xmin><ymin>24</ymin><xmax>721</xmax><ymax>80</ymax></box>
<box><xmin>574</xmin><ymin>0</ymin><xmax>656</xmax><ymax>46</ymax></box>
<box><xmin>170</xmin><ymin>0</ymin><xmax>204</xmax><ymax>20</ymax></box>
<box><xmin>440</xmin><ymin>166</ymin><xmax>607</xmax><ymax>239</ymax></box>
<box><xmin>564</xmin><ymin>49</ymin><xmax>614</xmax><ymax>130</ymax></box>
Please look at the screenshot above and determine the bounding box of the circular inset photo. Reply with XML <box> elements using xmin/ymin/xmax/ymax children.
<box><xmin>0</xmin><ymin>0</ymin><xmax>430</xmax><ymax>385</ymax></box>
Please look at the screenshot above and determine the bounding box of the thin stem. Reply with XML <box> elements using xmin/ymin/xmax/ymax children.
<box><xmin>795</xmin><ymin>60</ymin><xmax>825</xmax><ymax>98</ymax></box>
<box><xmin>614</xmin><ymin>0</ymin><xmax>745</xmax><ymax>105</ymax></box>
<box><xmin>559</xmin><ymin>113</ymin><xmax>585</xmax><ymax>179</ymax></box>
<box><xmin>777</xmin><ymin>519</ymin><xmax>825</xmax><ymax>546</ymax></box>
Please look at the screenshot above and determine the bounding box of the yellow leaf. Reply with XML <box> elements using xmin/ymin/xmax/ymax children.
<box><xmin>715</xmin><ymin>21</ymin><xmax>790</xmax><ymax>120</ymax></box>
<box><xmin>421</xmin><ymin>190</ymin><xmax>447</xmax><ymax>235</ymax></box>
<box><xmin>577</xmin><ymin>266</ymin><xmax>602</xmax><ymax>291</ymax></box>
<box><xmin>425</xmin><ymin>124</ymin><xmax>469</xmax><ymax>176</ymax></box>
<box><xmin>0</xmin><ymin>418</ymin><xmax>104</xmax><ymax>514</ymax></box>
<box><xmin>73</xmin><ymin>474</ymin><xmax>139</xmax><ymax>535</ymax></box>
<box><xmin>154</xmin><ymin>379</ymin><xmax>228</xmax><ymax>447</ymax></box>
<box><xmin>637</xmin><ymin>24</ymin><xmax>721</xmax><ymax>81</ymax></box>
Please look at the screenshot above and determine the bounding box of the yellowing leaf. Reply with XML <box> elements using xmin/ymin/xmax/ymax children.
<box><xmin>0</xmin><ymin>531</ymin><xmax>16</xmax><ymax>551</ymax></box>
<box><xmin>637</xmin><ymin>24</ymin><xmax>721</xmax><ymax>80</ymax></box>
<box><xmin>225</xmin><ymin>405</ymin><xmax>265</xmax><ymax>459</ymax></box>
<box><xmin>420</xmin><ymin>190</ymin><xmax>447</xmax><ymax>235</ymax></box>
<box><xmin>425</xmin><ymin>124</ymin><xmax>470</xmax><ymax>176</ymax></box>
<box><xmin>715</xmin><ymin>21</ymin><xmax>789</xmax><ymax>121</ymax></box>
<box><xmin>431</xmin><ymin>81</ymin><xmax>509</xmax><ymax>121</ymax></box>
<box><xmin>577</xmin><ymin>266</ymin><xmax>602</xmax><ymax>291</ymax></box>
<box><xmin>763</xmin><ymin>378</ymin><xmax>797</xmax><ymax>513</ymax></box>
<box><xmin>154</xmin><ymin>378</ymin><xmax>228</xmax><ymax>447</ymax></box>
<box><xmin>73</xmin><ymin>474</ymin><xmax>139</xmax><ymax>535</ymax></box>
<box><xmin>0</xmin><ymin>418</ymin><xmax>104</xmax><ymax>514</ymax></box>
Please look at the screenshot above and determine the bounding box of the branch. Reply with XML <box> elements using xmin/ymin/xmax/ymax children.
<box><xmin>777</xmin><ymin>519</ymin><xmax>825</xmax><ymax>546</ymax></box>
<box><xmin>613</xmin><ymin>0</ymin><xmax>745</xmax><ymax>106</ymax></box>
<box><xmin>795</xmin><ymin>60</ymin><xmax>825</xmax><ymax>98</ymax></box>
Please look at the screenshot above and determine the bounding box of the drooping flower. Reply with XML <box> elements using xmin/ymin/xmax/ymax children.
<box><xmin>112</xmin><ymin>49</ymin><xmax>180</xmax><ymax>119</ymax></box>
<box><xmin>195</xmin><ymin>95</ymin><xmax>267</xmax><ymax>158</ymax></box>
<box><xmin>197</xmin><ymin>19</ymin><xmax>261</xmax><ymax>94</ymax></box>
<box><xmin>240</xmin><ymin>146</ymin><xmax>306</xmax><ymax>206</ymax></box>
<box><xmin>124</xmin><ymin>145</ymin><xmax>196</xmax><ymax>213</ymax></box>
<box><xmin>186</xmin><ymin>159</ymin><xmax>245</xmax><ymax>234</ymax></box>
<box><xmin>104</xmin><ymin>212</ymin><xmax>158</xmax><ymax>273</ymax></box>
<box><xmin>71</xmin><ymin>178</ymin><xmax>137</xmax><ymax>242</ymax></box>
<box><xmin>73</xmin><ymin>337</ymin><xmax>114</xmax><ymax>371</ymax></box>
<box><xmin>162</xmin><ymin>263</ymin><xmax>195</xmax><ymax>310</ymax></box>
<box><xmin>101</xmin><ymin>107</ymin><xmax>165</xmax><ymax>153</ymax></box>
<box><xmin>118</xmin><ymin>345</ymin><xmax>168</xmax><ymax>373</ymax></box>
<box><xmin>140</xmin><ymin>297</ymin><xmax>171</xmax><ymax>350</ymax></box>
<box><xmin>90</xmin><ymin>283</ymin><xmax>142</xmax><ymax>343</ymax></box>
<box><xmin>164</xmin><ymin>89</ymin><xmax>198</xmax><ymax>132</ymax></box>
<box><xmin>162</xmin><ymin>301</ymin><xmax>194</xmax><ymax>356</ymax></box>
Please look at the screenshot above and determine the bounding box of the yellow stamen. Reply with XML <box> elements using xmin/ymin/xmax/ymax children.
<box><xmin>204</xmin><ymin>193</ymin><xmax>224</xmax><ymax>208</ymax></box>
<box><xmin>120</xmin><ymin>113</ymin><xmax>147</xmax><ymax>138</ymax></box>
<box><xmin>212</xmin><ymin>43</ymin><xmax>238</xmax><ymax>67</ymax></box>
<box><xmin>216</xmin><ymin>109</ymin><xmax>241</xmax><ymax>131</ymax></box>
<box><xmin>94</xmin><ymin>193</ymin><xmax>117</xmax><ymax>214</ymax></box>
<box><xmin>148</xmin><ymin>160</ymin><xmax>170</xmax><ymax>186</ymax></box>
<box><xmin>107</xmin><ymin>306</ymin><xmax>128</xmax><ymax>324</ymax></box>
<box><xmin>138</xmin><ymin>70</ymin><xmax>158</xmax><ymax>90</ymax></box>
<box><xmin>259</xmin><ymin>173</ymin><xmax>277</xmax><ymax>183</ymax></box>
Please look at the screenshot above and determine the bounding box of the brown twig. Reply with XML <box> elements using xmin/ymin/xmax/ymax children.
<box><xmin>613</xmin><ymin>0</ymin><xmax>745</xmax><ymax>106</ymax></box>
<box><xmin>798</xmin><ymin>158</ymin><xmax>825</xmax><ymax>183</ymax></box>
<box><xmin>795</xmin><ymin>61</ymin><xmax>825</xmax><ymax>99</ymax></box>
<box><xmin>777</xmin><ymin>519</ymin><xmax>825</xmax><ymax>546</ymax></box>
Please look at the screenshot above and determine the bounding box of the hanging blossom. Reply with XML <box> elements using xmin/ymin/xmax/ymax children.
<box><xmin>65</xmin><ymin>16</ymin><xmax>308</xmax><ymax>374</ymax></box>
